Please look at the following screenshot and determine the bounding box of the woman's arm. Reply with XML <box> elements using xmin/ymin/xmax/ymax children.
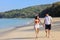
<box><xmin>43</xmin><ymin>18</ymin><xmax>45</xmax><ymax>27</ymax></box>
<box><xmin>39</xmin><ymin>18</ymin><xmax>42</xmax><ymax>25</ymax></box>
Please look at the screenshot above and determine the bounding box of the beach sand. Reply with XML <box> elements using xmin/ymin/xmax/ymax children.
<box><xmin>0</xmin><ymin>18</ymin><xmax>60</xmax><ymax>40</ymax></box>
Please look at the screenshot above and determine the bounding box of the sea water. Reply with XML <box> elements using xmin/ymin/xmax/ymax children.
<box><xmin>0</xmin><ymin>18</ymin><xmax>33</xmax><ymax>29</ymax></box>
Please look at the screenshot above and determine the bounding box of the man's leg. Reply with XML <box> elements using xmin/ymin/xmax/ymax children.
<box><xmin>48</xmin><ymin>30</ymin><xmax>50</xmax><ymax>38</ymax></box>
<box><xmin>48</xmin><ymin>24</ymin><xmax>51</xmax><ymax>38</ymax></box>
<box><xmin>45</xmin><ymin>29</ymin><xmax>48</xmax><ymax>37</ymax></box>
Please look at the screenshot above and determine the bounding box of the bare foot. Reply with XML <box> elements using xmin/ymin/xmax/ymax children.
<box><xmin>45</xmin><ymin>34</ymin><xmax>47</xmax><ymax>37</ymax></box>
<box><xmin>36</xmin><ymin>34</ymin><xmax>38</xmax><ymax>38</ymax></box>
<box><xmin>47</xmin><ymin>35</ymin><xmax>50</xmax><ymax>38</ymax></box>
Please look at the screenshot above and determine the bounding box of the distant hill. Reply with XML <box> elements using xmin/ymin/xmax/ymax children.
<box><xmin>40</xmin><ymin>2</ymin><xmax>60</xmax><ymax>17</ymax></box>
<box><xmin>0</xmin><ymin>2</ymin><xmax>60</xmax><ymax>18</ymax></box>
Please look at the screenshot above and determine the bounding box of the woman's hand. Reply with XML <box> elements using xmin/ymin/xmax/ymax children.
<box><xmin>43</xmin><ymin>24</ymin><xmax>45</xmax><ymax>27</ymax></box>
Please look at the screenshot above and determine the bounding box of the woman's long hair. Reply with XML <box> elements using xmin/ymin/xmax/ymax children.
<box><xmin>35</xmin><ymin>16</ymin><xmax>38</xmax><ymax>19</ymax></box>
<box><xmin>35</xmin><ymin>16</ymin><xmax>40</xmax><ymax>19</ymax></box>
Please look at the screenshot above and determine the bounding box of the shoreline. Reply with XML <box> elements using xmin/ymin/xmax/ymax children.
<box><xmin>0</xmin><ymin>18</ymin><xmax>60</xmax><ymax>33</ymax></box>
<box><xmin>0</xmin><ymin>22</ymin><xmax>33</xmax><ymax>35</ymax></box>
<box><xmin>0</xmin><ymin>18</ymin><xmax>60</xmax><ymax>40</ymax></box>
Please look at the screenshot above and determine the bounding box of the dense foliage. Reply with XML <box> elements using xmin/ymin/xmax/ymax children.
<box><xmin>0</xmin><ymin>2</ymin><xmax>60</xmax><ymax>18</ymax></box>
<box><xmin>40</xmin><ymin>2</ymin><xmax>60</xmax><ymax>17</ymax></box>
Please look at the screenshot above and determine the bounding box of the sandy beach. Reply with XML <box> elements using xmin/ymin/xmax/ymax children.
<box><xmin>0</xmin><ymin>18</ymin><xmax>60</xmax><ymax>40</ymax></box>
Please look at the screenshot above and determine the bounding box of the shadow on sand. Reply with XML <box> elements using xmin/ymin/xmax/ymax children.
<box><xmin>2</xmin><ymin>36</ymin><xmax>46</xmax><ymax>40</ymax></box>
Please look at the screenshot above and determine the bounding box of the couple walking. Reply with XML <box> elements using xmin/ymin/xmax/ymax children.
<box><xmin>34</xmin><ymin>13</ymin><xmax>52</xmax><ymax>38</ymax></box>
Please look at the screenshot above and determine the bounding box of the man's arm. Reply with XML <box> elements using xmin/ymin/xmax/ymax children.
<box><xmin>50</xmin><ymin>17</ymin><xmax>53</xmax><ymax>26</ymax></box>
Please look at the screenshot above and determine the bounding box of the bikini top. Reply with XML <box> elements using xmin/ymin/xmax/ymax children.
<box><xmin>35</xmin><ymin>19</ymin><xmax>40</xmax><ymax>24</ymax></box>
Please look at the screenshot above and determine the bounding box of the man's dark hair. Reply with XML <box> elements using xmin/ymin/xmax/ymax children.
<box><xmin>45</xmin><ymin>13</ymin><xmax>50</xmax><ymax>16</ymax></box>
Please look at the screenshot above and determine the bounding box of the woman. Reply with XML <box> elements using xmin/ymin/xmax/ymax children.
<box><xmin>34</xmin><ymin>16</ymin><xmax>41</xmax><ymax>38</ymax></box>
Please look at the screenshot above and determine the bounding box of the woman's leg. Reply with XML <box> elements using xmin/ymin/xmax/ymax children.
<box><xmin>36</xmin><ymin>28</ymin><xmax>39</xmax><ymax>38</ymax></box>
<box><xmin>35</xmin><ymin>28</ymin><xmax>38</xmax><ymax>38</ymax></box>
<box><xmin>37</xmin><ymin>28</ymin><xmax>39</xmax><ymax>33</ymax></box>
<box><xmin>35</xmin><ymin>28</ymin><xmax>39</xmax><ymax>38</ymax></box>
<box><xmin>34</xmin><ymin>28</ymin><xmax>37</xmax><ymax>38</ymax></box>
<box><xmin>37</xmin><ymin>28</ymin><xmax>39</xmax><ymax>36</ymax></box>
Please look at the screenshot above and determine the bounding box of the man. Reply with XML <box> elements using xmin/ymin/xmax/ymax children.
<box><xmin>44</xmin><ymin>14</ymin><xmax>52</xmax><ymax>38</ymax></box>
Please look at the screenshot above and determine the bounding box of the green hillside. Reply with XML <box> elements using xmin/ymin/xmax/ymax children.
<box><xmin>0</xmin><ymin>2</ymin><xmax>60</xmax><ymax>18</ymax></box>
<box><xmin>40</xmin><ymin>2</ymin><xmax>60</xmax><ymax>17</ymax></box>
